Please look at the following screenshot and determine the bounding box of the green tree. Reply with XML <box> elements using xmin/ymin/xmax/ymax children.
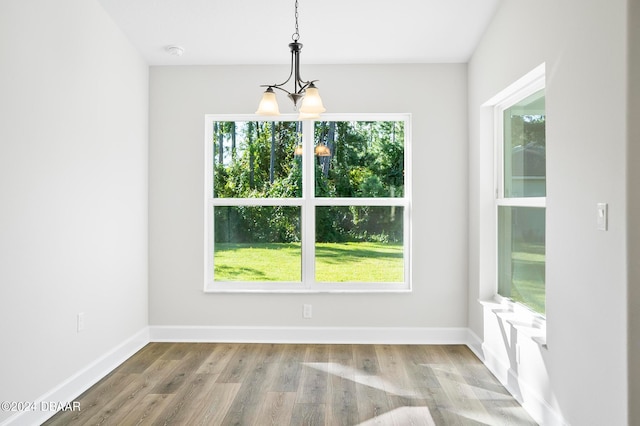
<box><xmin>213</xmin><ymin>119</ymin><xmax>404</xmax><ymax>244</ymax></box>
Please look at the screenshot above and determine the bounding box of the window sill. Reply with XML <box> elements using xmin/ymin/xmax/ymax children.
<box><xmin>204</xmin><ymin>282</ymin><xmax>412</xmax><ymax>294</ymax></box>
<box><xmin>478</xmin><ymin>297</ymin><xmax>547</xmax><ymax>349</ymax></box>
<box><xmin>204</xmin><ymin>289</ymin><xmax>413</xmax><ymax>294</ymax></box>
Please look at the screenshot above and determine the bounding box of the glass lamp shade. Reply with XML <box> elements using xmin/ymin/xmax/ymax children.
<box><xmin>315</xmin><ymin>145</ymin><xmax>331</xmax><ymax>156</ymax></box>
<box><xmin>299</xmin><ymin>86</ymin><xmax>326</xmax><ymax>115</ymax></box>
<box><xmin>256</xmin><ymin>89</ymin><xmax>281</xmax><ymax>115</ymax></box>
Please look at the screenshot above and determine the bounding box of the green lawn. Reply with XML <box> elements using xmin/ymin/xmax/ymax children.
<box><xmin>214</xmin><ymin>242</ymin><xmax>403</xmax><ymax>282</ymax></box>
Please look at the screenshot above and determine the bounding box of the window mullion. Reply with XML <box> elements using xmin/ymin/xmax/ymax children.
<box><xmin>496</xmin><ymin>197</ymin><xmax>546</xmax><ymax>208</ymax></box>
<box><xmin>211</xmin><ymin>198</ymin><xmax>303</xmax><ymax>207</ymax></box>
<box><xmin>313</xmin><ymin>197</ymin><xmax>408</xmax><ymax>207</ymax></box>
<box><xmin>302</xmin><ymin>120</ymin><xmax>315</xmax><ymax>287</ymax></box>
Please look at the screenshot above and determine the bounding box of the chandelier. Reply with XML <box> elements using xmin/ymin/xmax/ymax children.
<box><xmin>255</xmin><ymin>0</ymin><xmax>326</xmax><ymax>119</ymax></box>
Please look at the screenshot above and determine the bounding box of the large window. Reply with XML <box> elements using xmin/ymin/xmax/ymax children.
<box><xmin>496</xmin><ymin>87</ymin><xmax>546</xmax><ymax>315</ymax></box>
<box><xmin>205</xmin><ymin>114</ymin><xmax>411</xmax><ymax>292</ymax></box>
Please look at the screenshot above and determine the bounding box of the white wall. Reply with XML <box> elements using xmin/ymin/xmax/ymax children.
<box><xmin>148</xmin><ymin>64</ymin><xmax>469</xmax><ymax>331</ymax></box>
<box><xmin>628</xmin><ymin>1</ymin><xmax>640</xmax><ymax>424</ymax></box>
<box><xmin>468</xmin><ymin>0</ymin><xmax>628</xmax><ymax>425</ymax></box>
<box><xmin>0</xmin><ymin>0</ymin><xmax>148</xmax><ymax>423</ymax></box>
<box><xmin>5</xmin><ymin>0</ymin><xmax>632</xmax><ymax>422</ymax></box>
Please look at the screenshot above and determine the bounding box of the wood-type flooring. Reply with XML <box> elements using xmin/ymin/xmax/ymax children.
<box><xmin>44</xmin><ymin>343</ymin><xmax>537</xmax><ymax>425</ymax></box>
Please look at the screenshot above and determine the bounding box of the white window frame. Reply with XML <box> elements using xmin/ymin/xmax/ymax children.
<box><xmin>491</xmin><ymin>65</ymin><xmax>546</xmax><ymax>317</ymax></box>
<box><xmin>204</xmin><ymin>113</ymin><xmax>412</xmax><ymax>293</ymax></box>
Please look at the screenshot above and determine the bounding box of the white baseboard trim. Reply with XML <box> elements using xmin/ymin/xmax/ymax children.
<box><xmin>465</xmin><ymin>328</ymin><xmax>485</xmax><ymax>360</ymax></box>
<box><xmin>149</xmin><ymin>325</ymin><xmax>470</xmax><ymax>345</ymax></box>
<box><xmin>1</xmin><ymin>328</ymin><xmax>149</xmax><ymax>426</ymax></box>
<box><xmin>466</xmin><ymin>329</ymin><xmax>567</xmax><ymax>426</ymax></box>
<box><xmin>1</xmin><ymin>326</ymin><xmax>566</xmax><ymax>426</ymax></box>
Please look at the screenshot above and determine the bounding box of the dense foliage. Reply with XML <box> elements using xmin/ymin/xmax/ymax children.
<box><xmin>212</xmin><ymin>120</ymin><xmax>405</xmax><ymax>244</ymax></box>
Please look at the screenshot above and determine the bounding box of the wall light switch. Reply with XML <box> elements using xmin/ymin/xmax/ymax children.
<box><xmin>597</xmin><ymin>203</ymin><xmax>608</xmax><ymax>231</ymax></box>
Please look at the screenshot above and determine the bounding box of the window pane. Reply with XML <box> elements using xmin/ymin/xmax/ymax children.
<box><xmin>212</xmin><ymin>121</ymin><xmax>302</xmax><ymax>198</ymax></box>
<box><xmin>498</xmin><ymin>206</ymin><xmax>545</xmax><ymax>314</ymax></box>
<box><xmin>503</xmin><ymin>91</ymin><xmax>546</xmax><ymax>197</ymax></box>
<box><xmin>314</xmin><ymin>121</ymin><xmax>405</xmax><ymax>198</ymax></box>
<box><xmin>315</xmin><ymin>206</ymin><xmax>404</xmax><ymax>282</ymax></box>
<box><xmin>213</xmin><ymin>206</ymin><xmax>301</xmax><ymax>281</ymax></box>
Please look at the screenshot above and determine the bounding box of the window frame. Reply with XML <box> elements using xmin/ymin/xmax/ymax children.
<box><xmin>204</xmin><ymin>113</ymin><xmax>412</xmax><ymax>293</ymax></box>
<box><xmin>493</xmin><ymin>72</ymin><xmax>546</xmax><ymax>316</ymax></box>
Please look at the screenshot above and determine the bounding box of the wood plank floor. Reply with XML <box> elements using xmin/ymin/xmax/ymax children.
<box><xmin>43</xmin><ymin>343</ymin><xmax>537</xmax><ymax>425</ymax></box>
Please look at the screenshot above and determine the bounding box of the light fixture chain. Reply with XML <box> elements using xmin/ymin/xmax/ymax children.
<box><xmin>292</xmin><ymin>0</ymin><xmax>300</xmax><ymax>41</ymax></box>
<box><xmin>256</xmin><ymin>0</ymin><xmax>324</xmax><ymax>117</ymax></box>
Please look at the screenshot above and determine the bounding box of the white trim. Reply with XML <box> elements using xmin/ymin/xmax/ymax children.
<box><xmin>479</xmin><ymin>297</ymin><xmax>546</xmax><ymax>329</ymax></box>
<box><xmin>490</xmin><ymin>63</ymin><xmax>546</xmax><ymax>201</ymax></box>
<box><xmin>204</xmin><ymin>114</ymin><xmax>412</xmax><ymax>293</ymax></box>
<box><xmin>0</xmin><ymin>326</ymin><xmax>562</xmax><ymax>426</ymax></box>
<box><xmin>203</xmin><ymin>284</ymin><xmax>411</xmax><ymax>293</ymax></box>
<box><xmin>465</xmin><ymin>328</ymin><xmax>485</xmax><ymax>360</ymax></box>
<box><xmin>483</xmin><ymin>63</ymin><xmax>546</xmax><ymax>108</ymax></box>
<box><xmin>476</xmin><ymin>336</ymin><xmax>567</xmax><ymax>426</ymax></box>
<box><xmin>489</xmin><ymin>65</ymin><xmax>547</xmax><ymax>315</ymax></box>
<box><xmin>148</xmin><ymin>325</ymin><xmax>468</xmax><ymax>345</ymax></box>
<box><xmin>0</xmin><ymin>328</ymin><xmax>149</xmax><ymax>426</ymax></box>
<box><xmin>302</xmin><ymin>119</ymin><xmax>316</xmax><ymax>285</ymax></box>
<box><xmin>209</xmin><ymin>198</ymin><xmax>408</xmax><ymax>207</ymax></box>
<box><xmin>496</xmin><ymin>197</ymin><xmax>546</xmax><ymax>208</ymax></box>
<box><xmin>210</xmin><ymin>198</ymin><xmax>303</xmax><ymax>206</ymax></box>
<box><xmin>204</xmin><ymin>118</ymin><xmax>214</xmax><ymax>287</ymax></box>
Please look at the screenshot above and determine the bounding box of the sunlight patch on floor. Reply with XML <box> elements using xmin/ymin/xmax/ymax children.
<box><xmin>356</xmin><ymin>406</ymin><xmax>436</xmax><ymax>426</ymax></box>
<box><xmin>303</xmin><ymin>362</ymin><xmax>421</xmax><ymax>398</ymax></box>
<box><xmin>427</xmin><ymin>364</ymin><xmax>514</xmax><ymax>400</ymax></box>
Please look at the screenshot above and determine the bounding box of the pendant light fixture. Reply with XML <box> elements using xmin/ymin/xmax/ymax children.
<box><xmin>255</xmin><ymin>0</ymin><xmax>326</xmax><ymax>119</ymax></box>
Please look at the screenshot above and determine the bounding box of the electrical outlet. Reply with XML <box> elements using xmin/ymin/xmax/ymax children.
<box><xmin>303</xmin><ymin>304</ymin><xmax>312</xmax><ymax>319</ymax></box>
<box><xmin>77</xmin><ymin>313</ymin><xmax>86</xmax><ymax>332</ymax></box>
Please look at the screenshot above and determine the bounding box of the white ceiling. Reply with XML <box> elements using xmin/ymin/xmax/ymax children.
<box><xmin>97</xmin><ymin>0</ymin><xmax>500</xmax><ymax>66</ymax></box>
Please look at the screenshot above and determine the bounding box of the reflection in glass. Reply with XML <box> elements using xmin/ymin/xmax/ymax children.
<box><xmin>503</xmin><ymin>91</ymin><xmax>546</xmax><ymax>198</ymax></box>
<box><xmin>314</xmin><ymin>121</ymin><xmax>405</xmax><ymax>198</ymax></box>
<box><xmin>212</xmin><ymin>121</ymin><xmax>302</xmax><ymax>198</ymax></box>
<box><xmin>315</xmin><ymin>206</ymin><xmax>403</xmax><ymax>282</ymax></box>
<box><xmin>498</xmin><ymin>206</ymin><xmax>545</xmax><ymax>314</ymax></box>
<box><xmin>213</xmin><ymin>206</ymin><xmax>301</xmax><ymax>282</ymax></box>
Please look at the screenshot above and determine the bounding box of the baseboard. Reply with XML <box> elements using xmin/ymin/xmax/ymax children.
<box><xmin>1</xmin><ymin>328</ymin><xmax>149</xmax><ymax>426</ymax></box>
<box><xmin>466</xmin><ymin>329</ymin><xmax>567</xmax><ymax>426</ymax></box>
<box><xmin>465</xmin><ymin>328</ymin><xmax>485</xmax><ymax>360</ymax></box>
<box><xmin>148</xmin><ymin>325</ymin><xmax>470</xmax><ymax>345</ymax></box>
<box><xmin>1</xmin><ymin>326</ymin><xmax>566</xmax><ymax>426</ymax></box>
